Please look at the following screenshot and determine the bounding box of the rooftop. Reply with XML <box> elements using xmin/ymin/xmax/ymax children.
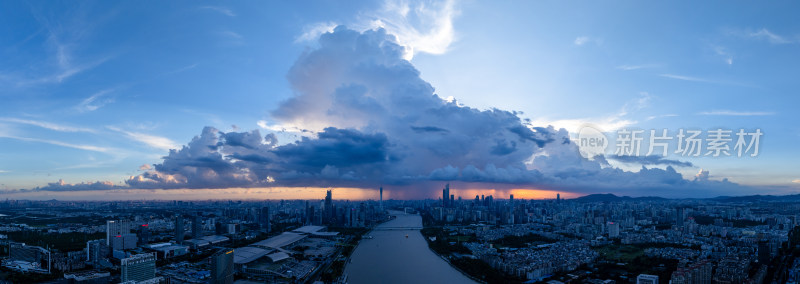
<box><xmin>251</xmin><ymin>232</ymin><xmax>306</xmax><ymax>249</ymax></box>
<box><xmin>233</xmin><ymin>246</ymin><xmax>272</xmax><ymax>264</ymax></box>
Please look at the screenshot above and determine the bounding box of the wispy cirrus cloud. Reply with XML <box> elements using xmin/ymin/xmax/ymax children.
<box><xmin>531</xmin><ymin>93</ymin><xmax>652</xmax><ymax>133</ymax></box>
<box><xmin>199</xmin><ymin>6</ymin><xmax>236</xmax><ymax>17</ymax></box>
<box><xmin>574</xmin><ymin>36</ymin><xmax>590</xmax><ymax>46</ymax></box>
<box><xmin>646</xmin><ymin>114</ymin><xmax>678</xmax><ymax>121</ymax></box>
<box><xmin>732</xmin><ymin>28</ymin><xmax>797</xmax><ymax>44</ymax></box>
<box><xmin>162</xmin><ymin>63</ymin><xmax>198</xmax><ymax>76</ymax></box>
<box><xmin>76</xmin><ymin>89</ymin><xmax>114</xmax><ymax>112</ymax></box>
<box><xmin>107</xmin><ymin>126</ymin><xmax>178</xmax><ymax>151</ymax></box>
<box><xmin>713</xmin><ymin>46</ymin><xmax>734</xmax><ymax>65</ymax></box>
<box><xmin>15</xmin><ymin>56</ymin><xmax>111</xmax><ymax>86</ymax></box>
<box><xmin>660</xmin><ymin>73</ymin><xmax>758</xmax><ymax>87</ymax></box>
<box><xmin>574</xmin><ymin>36</ymin><xmax>603</xmax><ymax>46</ymax></box>
<box><xmin>0</xmin><ymin>135</ymin><xmax>108</xmax><ymax>153</ymax></box>
<box><xmin>217</xmin><ymin>30</ymin><xmax>245</xmax><ymax>45</ymax></box>
<box><xmin>659</xmin><ymin>74</ymin><xmax>713</xmax><ymax>83</ymax></box>
<box><xmin>16</xmin><ymin>7</ymin><xmax>114</xmax><ymax>87</ymax></box>
<box><xmin>698</xmin><ymin>110</ymin><xmax>775</xmax><ymax>116</ymax></box>
<box><xmin>616</xmin><ymin>64</ymin><xmax>658</xmax><ymax>71</ymax></box>
<box><xmin>0</xmin><ymin>117</ymin><xmax>95</xmax><ymax>133</ymax></box>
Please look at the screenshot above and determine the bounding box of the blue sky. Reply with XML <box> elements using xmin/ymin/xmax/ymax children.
<box><xmin>1</xmin><ymin>1</ymin><xmax>798</xmax><ymax>199</ymax></box>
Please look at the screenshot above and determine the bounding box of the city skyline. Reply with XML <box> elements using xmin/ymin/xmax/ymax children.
<box><xmin>1</xmin><ymin>1</ymin><xmax>799</xmax><ymax>201</ymax></box>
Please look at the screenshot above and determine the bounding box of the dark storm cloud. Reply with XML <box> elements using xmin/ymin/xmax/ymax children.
<box><xmin>34</xmin><ymin>25</ymin><xmax>755</xmax><ymax>198</ymax></box>
<box><xmin>410</xmin><ymin>126</ymin><xmax>449</xmax><ymax>133</ymax></box>
<box><xmin>606</xmin><ymin>155</ymin><xmax>694</xmax><ymax>167</ymax></box>
<box><xmin>273</xmin><ymin>127</ymin><xmax>391</xmax><ymax>172</ymax></box>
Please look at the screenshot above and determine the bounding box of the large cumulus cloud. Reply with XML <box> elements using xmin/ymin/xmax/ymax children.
<box><xmin>116</xmin><ymin>26</ymin><xmax>752</xmax><ymax>198</ymax></box>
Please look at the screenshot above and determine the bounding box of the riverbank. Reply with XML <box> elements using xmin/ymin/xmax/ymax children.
<box><xmin>343</xmin><ymin>212</ymin><xmax>476</xmax><ymax>284</ymax></box>
<box><xmin>419</xmin><ymin>226</ymin><xmax>524</xmax><ymax>284</ymax></box>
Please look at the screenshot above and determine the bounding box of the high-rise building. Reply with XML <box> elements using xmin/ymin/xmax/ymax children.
<box><xmin>138</xmin><ymin>224</ymin><xmax>151</xmax><ymax>245</ymax></box>
<box><xmin>111</xmin><ymin>233</ymin><xmax>137</xmax><ymax>251</ymax></box>
<box><xmin>379</xmin><ymin>187</ymin><xmax>384</xmax><ymax>211</ymax></box>
<box><xmin>607</xmin><ymin>222</ymin><xmax>620</xmax><ymax>238</ymax></box>
<box><xmin>86</xmin><ymin>239</ymin><xmax>109</xmax><ymax>264</ymax></box>
<box><xmin>325</xmin><ymin>190</ymin><xmax>333</xmax><ymax>223</ymax></box>
<box><xmin>175</xmin><ymin>214</ymin><xmax>184</xmax><ymax>244</ymax></box>
<box><xmin>192</xmin><ymin>214</ymin><xmax>202</xmax><ymax>239</ymax></box>
<box><xmin>106</xmin><ymin>220</ymin><xmax>131</xmax><ymax>246</ymax></box>
<box><xmin>120</xmin><ymin>253</ymin><xmax>156</xmax><ymax>283</ymax></box>
<box><xmin>510</xmin><ymin>194</ymin><xmax>514</xmax><ymax>203</ymax></box>
<box><xmin>211</xmin><ymin>248</ymin><xmax>234</xmax><ymax>284</ymax></box>
<box><xmin>636</xmin><ymin>274</ymin><xmax>659</xmax><ymax>284</ymax></box>
<box><xmin>758</xmin><ymin>239</ymin><xmax>771</xmax><ymax>264</ymax></box>
<box><xmin>676</xmin><ymin>207</ymin><xmax>685</xmax><ymax>226</ymax></box>
<box><xmin>670</xmin><ymin>259</ymin><xmax>712</xmax><ymax>284</ymax></box>
<box><xmin>261</xmin><ymin>206</ymin><xmax>271</xmax><ymax>233</ymax></box>
<box><xmin>556</xmin><ymin>193</ymin><xmax>560</xmax><ymax>202</ymax></box>
<box><xmin>442</xmin><ymin>183</ymin><xmax>450</xmax><ymax>207</ymax></box>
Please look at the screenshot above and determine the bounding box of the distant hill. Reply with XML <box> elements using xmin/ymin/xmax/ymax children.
<box><xmin>572</xmin><ymin>193</ymin><xmax>668</xmax><ymax>202</ymax></box>
<box><xmin>711</xmin><ymin>194</ymin><xmax>800</xmax><ymax>203</ymax></box>
<box><xmin>570</xmin><ymin>193</ymin><xmax>800</xmax><ymax>203</ymax></box>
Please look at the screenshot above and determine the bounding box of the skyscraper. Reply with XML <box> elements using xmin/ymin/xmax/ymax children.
<box><xmin>86</xmin><ymin>239</ymin><xmax>109</xmax><ymax>264</ymax></box>
<box><xmin>261</xmin><ymin>206</ymin><xmax>271</xmax><ymax>233</ymax></box>
<box><xmin>106</xmin><ymin>220</ymin><xmax>131</xmax><ymax>246</ymax></box>
<box><xmin>138</xmin><ymin>224</ymin><xmax>151</xmax><ymax>245</ymax></box>
<box><xmin>556</xmin><ymin>193</ymin><xmax>560</xmax><ymax>202</ymax></box>
<box><xmin>111</xmin><ymin>233</ymin><xmax>137</xmax><ymax>251</ymax></box>
<box><xmin>325</xmin><ymin>190</ymin><xmax>333</xmax><ymax>223</ymax></box>
<box><xmin>192</xmin><ymin>214</ymin><xmax>202</xmax><ymax>239</ymax></box>
<box><xmin>676</xmin><ymin>207</ymin><xmax>684</xmax><ymax>227</ymax></box>
<box><xmin>121</xmin><ymin>253</ymin><xmax>156</xmax><ymax>283</ymax></box>
<box><xmin>442</xmin><ymin>183</ymin><xmax>450</xmax><ymax>207</ymax></box>
<box><xmin>211</xmin><ymin>248</ymin><xmax>234</xmax><ymax>284</ymax></box>
<box><xmin>607</xmin><ymin>221</ymin><xmax>620</xmax><ymax>238</ymax></box>
<box><xmin>175</xmin><ymin>214</ymin><xmax>184</xmax><ymax>244</ymax></box>
<box><xmin>379</xmin><ymin>186</ymin><xmax>383</xmax><ymax>211</ymax></box>
<box><xmin>758</xmin><ymin>239</ymin><xmax>771</xmax><ymax>264</ymax></box>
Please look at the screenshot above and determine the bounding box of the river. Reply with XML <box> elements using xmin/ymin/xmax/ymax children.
<box><xmin>343</xmin><ymin>211</ymin><xmax>477</xmax><ymax>284</ymax></box>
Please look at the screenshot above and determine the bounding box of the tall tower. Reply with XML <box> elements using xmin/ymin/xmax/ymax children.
<box><xmin>192</xmin><ymin>214</ymin><xmax>202</xmax><ymax>239</ymax></box>
<box><xmin>107</xmin><ymin>220</ymin><xmax>131</xmax><ymax>246</ymax></box>
<box><xmin>379</xmin><ymin>187</ymin><xmax>384</xmax><ymax>211</ymax></box>
<box><xmin>443</xmin><ymin>183</ymin><xmax>450</xmax><ymax>207</ymax></box>
<box><xmin>325</xmin><ymin>190</ymin><xmax>333</xmax><ymax>223</ymax></box>
<box><xmin>175</xmin><ymin>214</ymin><xmax>184</xmax><ymax>244</ymax></box>
<box><xmin>557</xmin><ymin>193</ymin><xmax>561</xmax><ymax>202</ymax></box>
<box><xmin>261</xmin><ymin>207</ymin><xmax>271</xmax><ymax>233</ymax></box>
